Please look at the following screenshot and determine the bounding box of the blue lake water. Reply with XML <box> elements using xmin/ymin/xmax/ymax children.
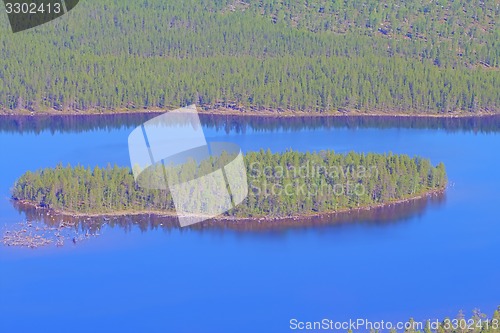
<box><xmin>1</xmin><ymin>116</ymin><xmax>499</xmax><ymax>333</ymax></box>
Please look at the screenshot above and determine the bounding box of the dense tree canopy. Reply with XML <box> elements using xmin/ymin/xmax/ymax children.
<box><xmin>12</xmin><ymin>150</ymin><xmax>447</xmax><ymax>217</ymax></box>
<box><xmin>0</xmin><ymin>0</ymin><xmax>497</xmax><ymax>114</ymax></box>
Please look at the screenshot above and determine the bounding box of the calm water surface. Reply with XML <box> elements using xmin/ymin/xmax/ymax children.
<box><xmin>1</xmin><ymin>116</ymin><xmax>499</xmax><ymax>333</ymax></box>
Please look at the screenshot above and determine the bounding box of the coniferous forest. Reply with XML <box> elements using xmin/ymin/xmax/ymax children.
<box><xmin>0</xmin><ymin>0</ymin><xmax>498</xmax><ymax>115</ymax></box>
<box><xmin>11</xmin><ymin>150</ymin><xmax>447</xmax><ymax>217</ymax></box>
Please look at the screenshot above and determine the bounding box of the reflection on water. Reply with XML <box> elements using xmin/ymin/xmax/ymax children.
<box><xmin>10</xmin><ymin>191</ymin><xmax>446</xmax><ymax>243</ymax></box>
<box><xmin>2</xmin><ymin>113</ymin><xmax>500</xmax><ymax>134</ymax></box>
<box><xmin>201</xmin><ymin>114</ymin><xmax>500</xmax><ymax>134</ymax></box>
<box><xmin>0</xmin><ymin>113</ymin><xmax>155</xmax><ymax>134</ymax></box>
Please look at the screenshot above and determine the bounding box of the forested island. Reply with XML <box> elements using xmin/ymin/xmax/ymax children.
<box><xmin>11</xmin><ymin>150</ymin><xmax>447</xmax><ymax>220</ymax></box>
<box><xmin>0</xmin><ymin>0</ymin><xmax>498</xmax><ymax>116</ymax></box>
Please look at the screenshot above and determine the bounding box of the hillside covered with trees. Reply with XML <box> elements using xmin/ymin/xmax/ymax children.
<box><xmin>11</xmin><ymin>150</ymin><xmax>447</xmax><ymax>218</ymax></box>
<box><xmin>0</xmin><ymin>0</ymin><xmax>498</xmax><ymax>115</ymax></box>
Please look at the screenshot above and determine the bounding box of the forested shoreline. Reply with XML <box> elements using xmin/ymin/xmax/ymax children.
<box><xmin>11</xmin><ymin>150</ymin><xmax>447</xmax><ymax>220</ymax></box>
<box><xmin>0</xmin><ymin>0</ymin><xmax>498</xmax><ymax>115</ymax></box>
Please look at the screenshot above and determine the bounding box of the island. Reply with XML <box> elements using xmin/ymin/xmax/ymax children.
<box><xmin>11</xmin><ymin>150</ymin><xmax>447</xmax><ymax>221</ymax></box>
